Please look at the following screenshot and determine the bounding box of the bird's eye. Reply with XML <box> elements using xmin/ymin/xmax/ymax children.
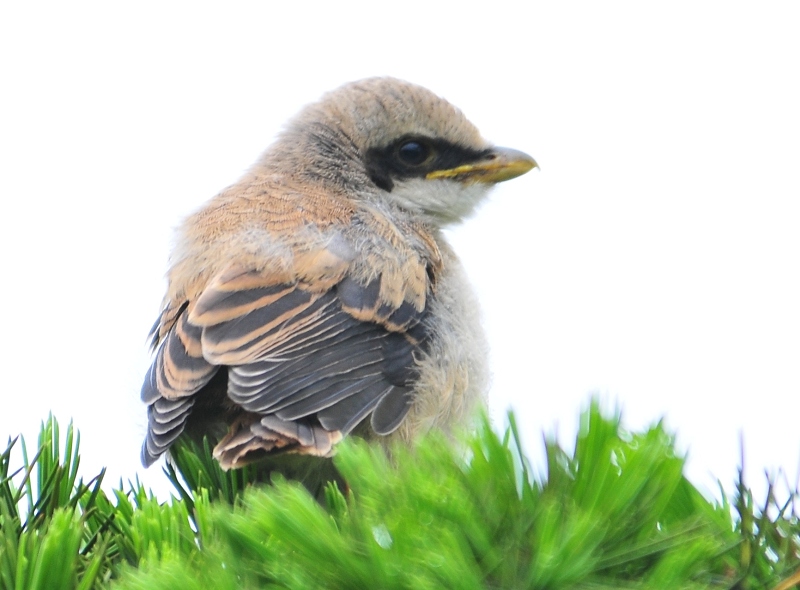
<box><xmin>397</xmin><ymin>141</ymin><xmax>432</xmax><ymax>166</ymax></box>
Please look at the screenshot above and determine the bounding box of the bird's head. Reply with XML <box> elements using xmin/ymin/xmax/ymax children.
<box><xmin>267</xmin><ymin>77</ymin><xmax>537</xmax><ymax>226</ymax></box>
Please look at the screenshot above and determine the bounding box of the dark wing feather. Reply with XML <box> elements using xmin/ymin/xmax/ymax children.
<box><xmin>371</xmin><ymin>387</ymin><xmax>415</xmax><ymax>435</ymax></box>
<box><xmin>141</xmin><ymin>396</ymin><xmax>196</xmax><ymax>466</ymax></box>
<box><xmin>141</xmin><ymin>263</ymin><xmax>431</xmax><ymax>468</ymax></box>
<box><xmin>141</xmin><ymin>311</ymin><xmax>219</xmax><ymax>466</ymax></box>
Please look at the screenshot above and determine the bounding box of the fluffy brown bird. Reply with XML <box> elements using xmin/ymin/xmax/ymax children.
<box><xmin>141</xmin><ymin>77</ymin><xmax>536</xmax><ymax>477</ymax></box>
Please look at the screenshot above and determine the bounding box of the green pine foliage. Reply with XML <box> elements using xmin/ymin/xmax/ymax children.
<box><xmin>1</xmin><ymin>406</ymin><xmax>798</xmax><ymax>589</ymax></box>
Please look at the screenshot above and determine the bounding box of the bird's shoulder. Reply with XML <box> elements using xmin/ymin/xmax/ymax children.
<box><xmin>152</xmin><ymin>178</ymin><xmax>443</xmax><ymax>346</ymax></box>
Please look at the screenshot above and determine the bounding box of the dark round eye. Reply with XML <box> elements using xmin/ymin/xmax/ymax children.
<box><xmin>397</xmin><ymin>141</ymin><xmax>431</xmax><ymax>166</ymax></box>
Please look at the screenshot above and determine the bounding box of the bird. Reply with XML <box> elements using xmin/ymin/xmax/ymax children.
<box><xmin>140</xmin><ymin>77</ymin><xmax>536</xmax><ymax>483</ymax></box>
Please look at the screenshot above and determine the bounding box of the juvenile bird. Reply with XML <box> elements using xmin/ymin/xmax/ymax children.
<box><xmin>141</xmin><ymin>78</ymin><xmax>536</xmax><ymax>480</ymax></box>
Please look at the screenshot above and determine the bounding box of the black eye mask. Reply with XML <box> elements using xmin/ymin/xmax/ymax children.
<box><xmin>364</xmin><ymin>135</ymin><xmax>491</xmax><ymax>192</ymax></box>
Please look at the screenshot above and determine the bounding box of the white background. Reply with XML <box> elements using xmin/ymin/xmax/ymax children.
<box><xmin>1</xmin><ymin>1</ymin><xmax>798</xmax><ymax>501</ymax></box>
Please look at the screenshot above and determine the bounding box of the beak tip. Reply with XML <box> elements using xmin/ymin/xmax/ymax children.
<box><xmin>489</xmin><ymin>147</ymin><xmax>538</xmax><ymax>183</ymax></box>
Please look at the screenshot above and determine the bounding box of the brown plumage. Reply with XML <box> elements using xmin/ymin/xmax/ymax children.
<box><xmin>141</xmin><ymin>77</ymin><xmax>536</xmax><ymax>474</ymax></box>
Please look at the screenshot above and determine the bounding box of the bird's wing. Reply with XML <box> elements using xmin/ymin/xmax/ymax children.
<box><xmin>141</xmin><ymin>243</ymin><xmax>433</xmax><ymax>468</ymax></box>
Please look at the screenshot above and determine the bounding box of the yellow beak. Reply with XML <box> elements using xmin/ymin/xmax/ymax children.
<box><xmin>426</xmin><ymin>147</ymin><xmax>538</xmax><ymax>184</ymax></box>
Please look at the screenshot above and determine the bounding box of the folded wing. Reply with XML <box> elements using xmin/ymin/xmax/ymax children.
<box><xmin>141</xmin><ymin>257</ymin><xmax>431</xmax><ymax>469</ymax></box>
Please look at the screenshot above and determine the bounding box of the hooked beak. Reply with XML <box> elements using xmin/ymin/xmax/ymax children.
<box><xmin>426</xmin><ymin>147</ymin><xmax>538</xmax><ymax>184</ymax></box>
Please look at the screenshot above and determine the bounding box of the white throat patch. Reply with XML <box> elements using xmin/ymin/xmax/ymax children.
<box><xmin>388</xmin><ymin>178</ymin><xmax>493</xmax><ymax>226</ymax></box>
